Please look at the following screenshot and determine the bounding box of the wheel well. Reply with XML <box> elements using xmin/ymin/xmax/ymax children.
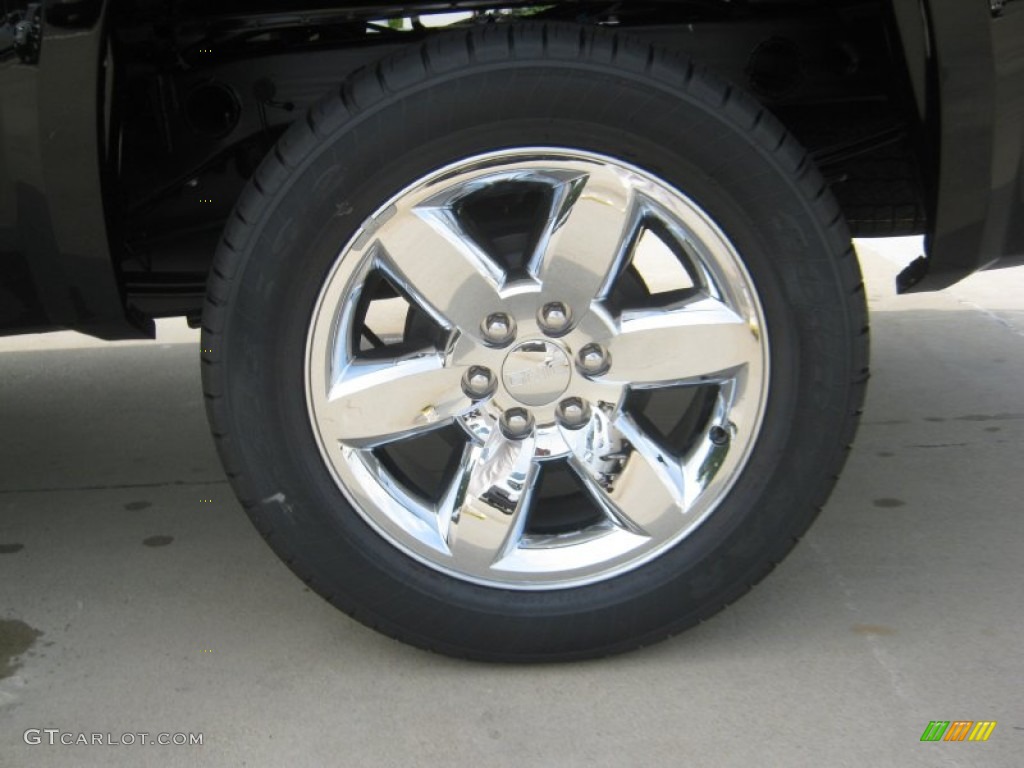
<box><xmin>108</xmin><ymin>1</ymin><xmax>924</xmax><ymax>322</ymax></box>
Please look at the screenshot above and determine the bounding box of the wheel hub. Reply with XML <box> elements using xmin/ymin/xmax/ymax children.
<box><xmin>501</xmin><ymin>340</ymin><xmax>572</xmax><ymax>407</ymax></box>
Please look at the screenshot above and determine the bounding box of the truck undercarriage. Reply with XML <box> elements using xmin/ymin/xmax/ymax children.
<box><xmin>112</xmin><ymin>0</ymin><xmax>926</xmax><ymax>325</ymax></box>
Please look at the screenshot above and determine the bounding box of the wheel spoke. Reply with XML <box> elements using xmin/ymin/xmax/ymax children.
<box><xmin>437</xmin><ymin>432</ymin><xmax>539</xmax><ymax>572</ymax></box>
<box><xmin>567</xmin><ymin>413</ymin><xmax>689</xmax><ymax>536</ymax></box>
<box><xmin>531</xmin><ymin>167</ymin><xmax>640</xmax><ymax>311</ymax></box>
<box><xmin>607</xmin><ymin>296</ymin><xmax>761</xmax><ymax>387</ymax></box>
<box><xmin>322</xmin><ymin>352</ymin><xmax>469</xmax><ymax>448</ymax></box>
<box><xmin>375</xmin><ymin>206</ymin><xmax>504</xmax><ymax>334</ymax></box>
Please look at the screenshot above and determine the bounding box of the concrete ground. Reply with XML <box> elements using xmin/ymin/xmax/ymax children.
<box><xmin>0</xmin><ymin>238</ymin><xmax>1021</xmax><ymax>767</ymax></box>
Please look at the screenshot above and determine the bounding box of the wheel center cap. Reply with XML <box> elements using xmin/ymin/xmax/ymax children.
<box><xmin>502</xmin><ymin>340</ymin><xmax>571</xmax><ymax>406</ymax></box>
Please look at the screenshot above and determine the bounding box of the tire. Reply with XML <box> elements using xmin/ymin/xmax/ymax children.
<box><xmin>201</xmin><ymin>23</ymin><xmax>868</xmax><ymax>662</ymax></box>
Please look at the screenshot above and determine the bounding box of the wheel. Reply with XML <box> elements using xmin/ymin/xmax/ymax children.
<box><xmin>202</xmin><ymin>23</ymin><xmax>868</xmax><ymax>661</ymax></box>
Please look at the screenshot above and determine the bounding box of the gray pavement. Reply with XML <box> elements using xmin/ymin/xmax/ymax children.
<box><xmin>0</xmin><ymin>238</ymin><xmax>1021</xmax><ymax>767</ymax></box>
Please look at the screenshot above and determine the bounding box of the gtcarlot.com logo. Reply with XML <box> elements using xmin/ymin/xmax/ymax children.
<box><xmin>920</xmin><ymin>721</ymin><xmax>997</xmax><ymax>742</ymax></box>
<box><xmin>24</xmin><ymin>729</ymin><xmax>203</xmax><ymax>747</ymax></box>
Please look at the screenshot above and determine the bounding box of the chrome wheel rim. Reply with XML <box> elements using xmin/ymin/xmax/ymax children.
<box><xmin>306</xmin><ymin>148</ymin><xmax>769</xmax><ymax>589</ymax></box>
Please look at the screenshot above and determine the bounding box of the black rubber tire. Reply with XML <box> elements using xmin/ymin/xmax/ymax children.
<box><xmin>201</xmin><ymin>23</ymin><xmax>868</xmax><ymax>662</ymax></box>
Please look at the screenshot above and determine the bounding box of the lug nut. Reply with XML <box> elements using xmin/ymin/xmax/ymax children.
<box><xmin>462</xmin><ymin>366</ymin><xmax>496</xmax><ymax>400</ymax></box>
<box><xmin>500</xmin><ymin>407</ymin><xmax>534</xmax><ymax>440</ymax></box>
<box><xmin>709</xmin><ymin>425</ymin><xmax>731</xmax><ymax>446</ymax></box>
<box><xmin>481</xmin><ymin>312</ymin><xmax>516</xmax><ymax>347</ymax></box>
<box><xmin>538</xmin><ymin>302</ymin><xmax>572</xmax><ymax>336</ymax></box>
<box><xmin>556</xmin><ymin>397</ymin><xmax>591</xmax><ymax>430</ymax></box>
<box><xmin>577</xmin><ymin>343</ymin><xmax>610</xmax><ymax>376</ymax></box>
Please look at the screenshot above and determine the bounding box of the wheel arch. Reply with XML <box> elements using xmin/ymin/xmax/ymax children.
<box><xmin>105</xmin><ymin>1</ymin><xmax>928</xmax><ymax>327</ymax></box>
